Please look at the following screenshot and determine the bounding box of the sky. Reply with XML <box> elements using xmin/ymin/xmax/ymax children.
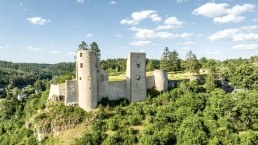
<box><xmin>0</xmin><ymin>0</ymin><xmax>258</xmax><ymax>64</ymax></box>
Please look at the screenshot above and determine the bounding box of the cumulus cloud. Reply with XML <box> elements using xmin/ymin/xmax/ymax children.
<box><xmin>241</xmin><ymin>25</ymin><xmax>257</xmax><ymax>30</ymax></box>
<box><xmin>120</xmin><ymin>10</ymin><xmax>161</xmax><ymax>25</ymax></box>
<box><xmin>193</xmin><ymin>3</ymin><xmax>256</xmax><ymax>24</ymax></box>
<box><xmin>213</xmin><ymin>14</ymin><xmax>245</xmax><ymax>23</ymax></box>
<box><xmin>156</xmin><ymin>17</ymin><xmax>184</xmax><ymax>30</ymax></box>
<box><xmin>193</xmin><ymin>3</ymin><xmax>229</xmax><ymax>17</ymax></box>
<box><xmin>232</xmin><ymin>44</ymin><xmax>258</xmax><ymax>50</ymax></box>
<box><xmin>132</xmin><ymin>28</ymin><xmax>192</xmax><ymax>40</ymax></box>
<box><xmin>27</xmin><ymin>46</ymin><xmax>42</xmax><ymax>51</ymax></box>
<box><xmin>209</xmin><ymin>26</ymin><xmax>258</xmax><ymax>41</ymax></box>
<box><xmin>181</xmin><ymin>33</ymin><xmax>192</xmax><ymax>39</ymax></box>
<box><xmin>130</xmin><ymin>41</ymin><xmax>151</xmax><ymax>46</ymax></box>
<box><xmin>209</xmin><ymin>29</ymin><xmax>239</xmax><ymax>41</ymax></box>
<box><xmin>133</xmin><ymin>28</ymin><xmax>175</xmax><ymax>40</ymax></box>
<box><xmin>27</xmin><ymin>17</ymin><xmax>51</xmax><ymax>25</ymax></box>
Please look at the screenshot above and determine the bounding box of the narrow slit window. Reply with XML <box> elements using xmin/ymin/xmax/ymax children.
<box><xmin>136</xmin><ymin>75</ymin><xmax>140</xmax><ymax>80</ymax></box>
<box><xmin>80</xmin><ymin>53</ymin><xmax>82</xmax><ymax>57</ymax></box>
<box><xmin>79</xmin><ymin>77</ymin><xmax>81</xmax><ymax>80</ymax></box>
<box><xmin>137</xmin><ymin>64</ymin><xmax>140</xmax><ymax>68</ymax></box>
<box><xmin>80</xmin><ymin>63</ymin><xmax>83</xmax><ymax>68</ymax></box>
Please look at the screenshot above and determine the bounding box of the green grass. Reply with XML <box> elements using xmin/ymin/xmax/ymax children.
<box><xmin>108</xmin><ymin>70</ymin><xmax>208</xmax><ymax>81</ymax></box>
<box><xmin>109</xmin><ymin>75</ymin><xmax>125</xmax><ymax>81</ymax></box>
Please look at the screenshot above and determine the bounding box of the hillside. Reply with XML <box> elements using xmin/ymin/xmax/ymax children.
<box><xmin>0</xmin><ymin>55</ymin><xmax>257</xmax><ymax>144</ymax></box>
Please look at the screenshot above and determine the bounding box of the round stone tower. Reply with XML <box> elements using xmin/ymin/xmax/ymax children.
<box><xmin>76</xmin><ymin>50</ymin><xmax>98</xmax><ymax>111</ymax></box>
<box><xmin>154</xmin><ymin>69</ymin><xmax>168</xmax><ymax>92</ymax></box>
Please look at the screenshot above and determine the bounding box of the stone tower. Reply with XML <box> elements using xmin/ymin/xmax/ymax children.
<box><xmin>154</xmin><ymin>69</ymin><xmax>168</xmax><ymax>92</ymax></box>
<box><xmin>126</xmin><ymin>53</ymin><xmax>147</xmax><ymax>102</ymax></box>
<box><xmin>76</xmin><ymin>50</ymin><xmax>98</xmax><ymax>111</ymax></box>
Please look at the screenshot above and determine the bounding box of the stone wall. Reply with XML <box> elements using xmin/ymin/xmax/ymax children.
<box><xmin>107</xmin><ymin>81</ymin><xmax>127</xmax><ymax>100</ymax></box>
<box><xmin>48</xmin><ymin>83</ymin><xmax>65</xmax><ymax>101</ymax></box>
<box><xmin>97</xmin><ymin>68</ymin><xmax>109</xmax><ymax>102</ymax></box>
<box><xmin>65</xmin><ymin>80</ymin><xmax>78</xmax><ymax>105</ymax></box>
<box><xmin>146</xmin><ymin>76</ymin><xmax>155</xmax><ymax>89</ymax></box>
<box><xmin>168</xmin><ymin>79</ymin><xmax>189</xmax><ymax>89</ymax></box>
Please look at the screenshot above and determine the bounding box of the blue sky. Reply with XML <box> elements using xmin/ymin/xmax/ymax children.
<box><xmin>0</xmin><ymin>0</ymin><xmax>257</xmax><ymax>63</ymax></box>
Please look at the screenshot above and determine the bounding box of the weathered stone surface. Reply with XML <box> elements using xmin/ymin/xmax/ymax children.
<box><xmin>48</xmin><ymin>50</ymin><xmax>191</xmax><ymax>111</ymax></box>
<box><xmin>126</xmin><ymin>53</ymin><xmax>147</xmax><ymax>102</ymax></box>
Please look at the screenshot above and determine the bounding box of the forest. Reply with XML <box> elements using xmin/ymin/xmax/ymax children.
<box><xmin>0</xmin><ymin>44</ymin><xmax>258</xmax><ymax>144</ymax></box>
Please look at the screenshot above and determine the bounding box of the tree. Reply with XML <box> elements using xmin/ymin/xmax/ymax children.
<box><xmin>168</xmin><ymin>50</ymin><xmax>181</xmax><ymax>71</ymax></box>
<box><xmin>90</xmin><ymin>42</ymin><xmax>101</xmax><ymax>60</ymax></box>
<box><xmin>177</xmin><ymin>114</ymin><xmax>208</xmax><ymax>145</ymax></box>
<box><xmin>185</xmin><ymin>51</ymin><xmax>200</xmax><ymax>74</ymax></box>
<box><xmin>160</xmin><ymin>47</ymin><xmax>170</xmax><ymax>70</ymax></box>
<box><xmin>78</xmin><ymin>41</ymin><xmax>88</xmax><ymax>50</ymax></box>
<box><xmin>147</xmin><ymin>59</ymin><xmax>155</xmax><ymax>72</ymax></box>
<box><xmin>205</xmin><ymin>73</ymin><xmax>216</xmax><ymax>92</ymax></box>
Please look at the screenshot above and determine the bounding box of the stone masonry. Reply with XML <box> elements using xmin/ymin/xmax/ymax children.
<box><xmin>48</xmin><ymin>49</ymin><xmax>184</xmax><ymax>111</ymax></box>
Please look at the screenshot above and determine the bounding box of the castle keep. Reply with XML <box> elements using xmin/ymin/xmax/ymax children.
<box><xmin>48</xmin><ymin>50</ymin><xmax>179</xmax><ymax>111</ymax></box>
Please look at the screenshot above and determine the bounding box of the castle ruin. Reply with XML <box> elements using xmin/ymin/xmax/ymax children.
<box><xmin>48</xmin><ymin>49</ymin><xmax>184</xmax><ymax>111</ymax></box>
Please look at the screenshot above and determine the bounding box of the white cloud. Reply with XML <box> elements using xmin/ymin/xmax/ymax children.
<box><xmin>156</xmin><ymin>17</ymin><xmax>184</xmax><ymax>30</ymax></box>
<box><xmin>130</xmin><ymin>41</ymin><xmax>151</xmax><ymax>47</ymax></box>
<box><xmin>27</xmin><ymin>17</ymin><xmax>51</xmax><ymax>25</ymax></box>
<box><xmin>134</xmin><ymin>28</ymin><xmax>177</xmax><ymax>40</ymax></box>
<box><xmin>27</xmin><ymin>46</ymin><xmax>42</xmax><ymax>51</ymax></box>
<box><xmin>85</xmin><ymin>33</ymin><xmax>93</xmax><ymax>38</ymax></box>
<box><xmin>209</xmin><ymin>26</ymin><xmax>258</xmax><ymax>41</ymax></box>
<box><xmin>77</xmin><ymin>0</ymin><xmax>84</xmax><ymax>3</ymax></box>
<box><xmin>120</xmin><ymin>10</ymin><xmax>161</xmax><ymax>25</ymax></box>
<box><xmin>233</xmin><ymin>33</ymin><xmax>258</xmax><ymax>41</ymax></box>
<box><xmin>0</xmin><ymin>46</ymin><xmax>3</xmax><ymax>50</ymax></box>
<box><xmin>228</xmin><ymin>4</ymin><xmax>256</xmax><ymax>15</ymax></box>
<box><xmin>193</xmin><ymin>3</ymin><xmax>228</xmax><ymax>17</ymax></box>
<box><xmin>213</xmin><ymin>14</ymin><xmax>245</xmax><ymax>23</ymax></box>
<box><xmin>241</xmin><ymin>25</ymin><xmax>257</xmax><ymax>31</ymax></box>
<box><xmin>193</xmin><ymin>3</ymin><xmax>256</xmax><ymax>24</ymax></box>
<box><xmin>164</xmin><ymin>17</ymin><xmax>184</xmax><ymax>25</ymax></box>
<box><xmin>181</xmin><ymin>33</ymin><xmax>192</xmax><ymax>39</ymax></box>
<box><xmin>232</xmin><ymin>44</ymin><xmax>258</xmax><ymax>50</ymax></box>
<box><xmin>209</xmin><ymin>29</ymin><xmax>237</xmax><ymax>41</ymax></box>
<box><xmin>114</xmin><ymin>34</ymin><xmax>122</xmax><ymax>39</ymax></box>
<box><xmin>49</xmin><ymin>50</ymin><xmax>60</xmax><ymax>54</ymax></box>
<box><xmin>110</xmin><ymin>1</ymin><xmax>116</xmax><ymax>5</ymax></box>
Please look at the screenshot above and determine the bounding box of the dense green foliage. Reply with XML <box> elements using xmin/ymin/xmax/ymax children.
<box><xmin>0</xmin><ymin>44</ymin><xmax>257</xmax><ymax>144</ymax></box>
<box><xmin>75</xmin><ymin>85</ymin><xmax>258</xmax><ymax>145</ymax></box>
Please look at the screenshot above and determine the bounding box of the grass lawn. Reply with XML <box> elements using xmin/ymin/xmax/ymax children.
<box><xmin>108</xmin><ymin>70</ymin><xmax>207</xmax><ymax>81</ymax></box>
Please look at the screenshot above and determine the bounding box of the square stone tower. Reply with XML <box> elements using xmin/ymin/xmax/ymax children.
<box><xmin>126</xmin><ymin>52</ymin><xmax>147</xmax><ymax>102</ymax></box>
